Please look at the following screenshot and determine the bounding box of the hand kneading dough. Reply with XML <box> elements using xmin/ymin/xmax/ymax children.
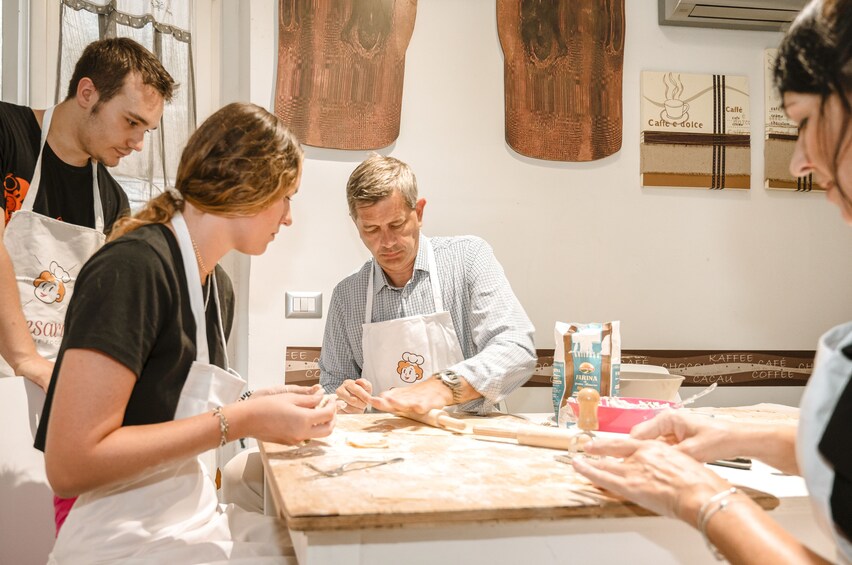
<box><xmin>346</xmin><ymin>433</ymin><xmax>390</xmax><ymax>448</ymax></box>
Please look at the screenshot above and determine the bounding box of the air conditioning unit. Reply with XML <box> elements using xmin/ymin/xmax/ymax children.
<box><xmin>659</xmin><ymin>0</ymin><xmax>807</xmax><ymax>32</ymax></box>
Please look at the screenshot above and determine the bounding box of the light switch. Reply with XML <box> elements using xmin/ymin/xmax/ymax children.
<box><xmin>285</xmin><ymin>291</ymin><xmax>323</xmax><ymax>319</ymax></box>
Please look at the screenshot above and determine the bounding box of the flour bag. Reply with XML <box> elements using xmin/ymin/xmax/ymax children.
<box><xmin>552</xmin><ymin>321</ymin><xmax>621</xmax><ymax>426</ymax></box>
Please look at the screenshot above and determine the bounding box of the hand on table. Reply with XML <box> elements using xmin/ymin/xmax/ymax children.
<box><xmin>15</xmin><ymin>354</ymin><xmax>54</xmax><ymax>392</ymax></box>
<box><xmin>368</xmin><ymin>377</ymin><xmax>452</xmax><ymax>415</ymax></box>
<box><xmin>572</xmin><ymin>436</ymin><xmax>730</xmax><ymax>526</ymax></box>
<box><xmin>630</xmin><ymin>410</ymin><xmax>744</xmax><ymax>463</ymax></box>
<box><xmin>335</xmin><ymin>378</ymin><xmax>373</xmax><ymax>413</ymax></box>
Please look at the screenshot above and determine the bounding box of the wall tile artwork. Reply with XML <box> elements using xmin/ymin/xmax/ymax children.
<box><xmin>274</xmin><ymin>0</ymin><xmax>417</xmax><ymax>150</ymax></box>
<box><xmin>764</xmin><ymin>49</ymin><xmax>821</xmax><ymax>191</ymax></box>
<box><xmin>641</xmin><ymin>70</ymin><xmax>751</xmax><ymax>190</ymax></box>
<box><xmin>497</xmin><ymin>0</ymin><xmax>625</xmax><ymax>162</ymax></box>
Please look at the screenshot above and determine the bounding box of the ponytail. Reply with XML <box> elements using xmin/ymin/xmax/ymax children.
<box><xmin>108</xmin><ymin>191</ymin><xmax>185</xmax><ymax>241</ymax></box>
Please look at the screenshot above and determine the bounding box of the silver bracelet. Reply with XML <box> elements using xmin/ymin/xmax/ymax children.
<box><xmin>212</xmin><ymin>406</ymin><xmax>229</xmax><ymax>447</ymax></box>
<box><xmin>696</xmin><ymin>487</ymin><xmax>740</xmax><ymax>560</ymax></box>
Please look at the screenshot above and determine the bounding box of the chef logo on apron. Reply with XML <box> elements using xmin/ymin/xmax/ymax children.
<box><xmin>32</xmin><ymin>260</ymin><xmax>71</xmax><ymax>304</ymax></box>
<box><xmin>396</xmin><ymin>352</ymin><xmax>425</xmax><ymax>384</ymax></box>
<box><xmin>20</xmin><ymin>259</ymin><xmax>75</xmax><ymax>347</ymax></box>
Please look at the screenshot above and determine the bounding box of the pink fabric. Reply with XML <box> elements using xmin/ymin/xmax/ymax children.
<box><xmin>54</xmin><ymin>495</ymin><xmax>76</xmax><ymax>535</ymax></box>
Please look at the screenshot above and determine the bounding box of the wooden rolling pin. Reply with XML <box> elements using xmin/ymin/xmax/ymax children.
<box><xmin>396</xmin><ymin>409</ymin><xmax>467</xmax><ymax>432</ymax></box>
<box><xmin>472</xmin><ymin>424</ymin><xmax>590</xmax><ymax>450</ymax></box>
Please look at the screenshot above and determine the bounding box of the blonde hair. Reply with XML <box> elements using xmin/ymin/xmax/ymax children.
<box><xmin>110</xmin><ymin>102</ymin><xmax>303</xmax><ymax>240</ymax></box>
<box><xmin>346</xmin><ymin>153</ymin><xmax>417</xmax><ymax>218</ymax></box>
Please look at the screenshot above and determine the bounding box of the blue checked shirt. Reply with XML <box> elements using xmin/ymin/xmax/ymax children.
<box><xmin>319</xmin><ymin>234</ymin><xmax>536</xmax><ymax>414</ymax></box>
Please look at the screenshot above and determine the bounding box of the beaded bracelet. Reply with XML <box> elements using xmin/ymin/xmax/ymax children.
<box><xmin>696</xmin><ymin>487</ymin><xmax>740</xmax><ymax>560</ymax></box>
<box><xmin>212</xmin><ymin>406</ymin><xmax>229</xmax><ymax>447</ymax></box>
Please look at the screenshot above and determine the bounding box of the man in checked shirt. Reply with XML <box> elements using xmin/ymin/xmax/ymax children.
<box><xmin>320</xmin><ymin>154</ymin><xmax>537</xmax><ymax>416</ymax></box>
<box><xmin>222</xmin><ymin>154</ymin><xmax>538</xmax><ymax>512</ymax></box>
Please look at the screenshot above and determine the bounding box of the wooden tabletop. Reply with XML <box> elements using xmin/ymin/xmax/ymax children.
<box><xmin>259</xmin><ymin>413</ymin><xmax>779</xmax><ymax>531</ymax></box>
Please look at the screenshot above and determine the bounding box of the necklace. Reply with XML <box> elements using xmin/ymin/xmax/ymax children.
<box><xmin>190</xmin><ymin>235</ymin><xmax>210</xmax><ymax>279</ymax></box>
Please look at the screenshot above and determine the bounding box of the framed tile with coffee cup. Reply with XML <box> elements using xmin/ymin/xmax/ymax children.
<box><xmin>640</xmin><ymin>70</ymin><xmax>751</xmax><ymax>190</ymax></box>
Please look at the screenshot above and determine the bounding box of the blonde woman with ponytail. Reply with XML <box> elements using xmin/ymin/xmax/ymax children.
<box><xmin>33</xmin><ymin>102</ymin><xmax>336</xmax><ymax>564</ymax></box>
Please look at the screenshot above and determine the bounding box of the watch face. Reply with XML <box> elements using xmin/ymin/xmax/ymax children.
<box><xmin>441</xmin><ymin>371</ymin><xmax>460</xmax><ymax>386</ymax></box>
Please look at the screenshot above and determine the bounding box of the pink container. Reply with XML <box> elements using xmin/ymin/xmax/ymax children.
<box><xmin>567</xmin><ymin>396</ymin><xmax>677</xmax><ymax>434</ymax></box>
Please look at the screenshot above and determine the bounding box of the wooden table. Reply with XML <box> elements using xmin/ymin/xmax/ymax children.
<box><xmin>259</xmin><ymin>410</ymin><xmax>834</xmax><ymax>564</ymax></box>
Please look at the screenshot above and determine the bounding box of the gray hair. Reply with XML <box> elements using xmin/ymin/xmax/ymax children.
<box><xmin>346</xmin><ymin>154</ymin><xmax>418</xmax><ymax>218</ymax></box>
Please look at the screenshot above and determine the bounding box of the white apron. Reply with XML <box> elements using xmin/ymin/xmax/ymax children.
<box><xmin>361</xmin><ymin>237</ymin><xmax>464</xmax><ymax>393</ymax></box>
<box><xmin>0</xmin><ymin>105</ymin><xmax>106</xmax><ymax>375</ymax></box>
<box><xmin>49</xmin><ymin>213</ymin><xmax>292</xmax><ymax>565</ymax></box>
<box><xmin>798</xmin><ymin>321</ymin><xmax>852</xmax><ymax>564</ymax></box>
<box><xmin>0</xmin><ymin>106</ymin><xmax>106</xmax><ymax>561</ymax></box>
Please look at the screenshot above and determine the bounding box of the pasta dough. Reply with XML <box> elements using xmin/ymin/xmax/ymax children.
<box><xmin>346</xmin><ymin>433</ymin><xmax>390</xmax><ymax>449</ymax></box>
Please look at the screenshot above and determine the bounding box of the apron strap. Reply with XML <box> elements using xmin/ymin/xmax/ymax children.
<box><xmin>365</xmin><ymin>261</ymin><xmax>377</xmax><ymax>325</ymax></box>
<box><xmin>363</xmin><ymin>236</ymin><xmax>443</xmax><ymax>325</ymax></box>
<box><xmin>171</xmin><ymin>212</ymin><xmax>210</xmax><ymax>365</ymax></box>
<box><xmin>24</xmin><ymin>106</ymin><xmax>106</xmax><ymax>233</ymax></box>
<box><xmin>425</xmin><ymin>238</ymin><xmax>444</xmax><ymax>312</ymax></box>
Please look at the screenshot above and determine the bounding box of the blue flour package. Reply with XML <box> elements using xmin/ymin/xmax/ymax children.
<box><xmin>552</xmin><ymin>321</ymin><xmax>621</xmax><ymax>427</ymax></box>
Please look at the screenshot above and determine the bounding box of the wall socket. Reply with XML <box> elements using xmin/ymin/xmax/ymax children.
<box><xmin>285</xmin><ymin>291</ymin><xmax>322</xmax><ymax>319</ymax></box>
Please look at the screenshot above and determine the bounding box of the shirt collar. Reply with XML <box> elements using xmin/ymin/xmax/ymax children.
<box><xmin>373</xmin><ymin>233</ymin><xmax>430</xmax><ymax>293</ymax></box>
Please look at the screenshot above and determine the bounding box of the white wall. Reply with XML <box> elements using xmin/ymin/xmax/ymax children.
<box><xmin>234</xmin><ymin>0</ymin><xmax>852</xmax><ymax>392</ymax></box>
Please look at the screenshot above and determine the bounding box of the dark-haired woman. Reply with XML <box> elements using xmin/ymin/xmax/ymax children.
<box><xmin>573</xmin><ymin>1</ymin><xmax>852</xmax><ymax>563</ymax></box>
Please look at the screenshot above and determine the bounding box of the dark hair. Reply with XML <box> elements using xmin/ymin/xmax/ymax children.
<box><xmin>65</xmin><ymin>37</ymin><xmax>176</xmax><ymax>109</ymax></box>
<box><xmin>110</xmin><ymin>103</ymin><xmax>303</xmax><ymax>240</ymax></box>
<box><xmin>774</xmin><ymin>0</ymin><xmax>851</xmax><ymax>104</ymax></box>
<box><xmin>773</xmin><ymin>0</ymin><xmax>852</xmax><ymax>200</ymax></box>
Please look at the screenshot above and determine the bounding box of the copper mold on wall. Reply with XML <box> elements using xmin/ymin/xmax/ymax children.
<box><xmin>497</xmin><ymin>0</ymin><xmax>625</xmax><ymax>162</ymax></box>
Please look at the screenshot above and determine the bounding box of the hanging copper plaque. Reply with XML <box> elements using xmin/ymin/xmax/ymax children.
<box><xmin>274</xmin><ymin>0</ymin><xmax>417</xmax><ymax>150</ymax></box>
<box><xmin>497</xmin><ymin>0</ymin><xmax>625</xmax><ymax>162</ymax></box>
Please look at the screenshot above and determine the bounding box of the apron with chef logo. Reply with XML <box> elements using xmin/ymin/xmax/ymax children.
<box><xmin>361</xmin><ymin>237</ymin><xmax>464</xmax><ymax>394</ymax></box>
<box><xmin>49</xmin><ymin>213</ymin><xmax>288</xmax><ymax>564</ymax></box>
<box><xmin>798</xmin><ymin>321</ymin><xmax>852</xmax><ymax>564</ymax></box>
<box><xmin>0</xmin><ymin>105</ymin><xmax>106</xmax><ymax>376</ymax></box>
<box><xmin>0</xmin><ymin>105</ymin><xmax>107</xmax><ymax>559</ymax></box>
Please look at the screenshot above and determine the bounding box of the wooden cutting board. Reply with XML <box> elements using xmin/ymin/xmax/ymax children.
<box><xmin>260</xmin><ymin>413</ymin><xmax>778</xmax><ymax>531</ymax></box>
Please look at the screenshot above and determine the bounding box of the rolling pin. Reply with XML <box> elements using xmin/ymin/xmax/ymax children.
<box><xmin>396</xmin><ymin>409</ymin><xmax>467</xmax><ymax>432</ymax></box>
<box><xmin>472</xmin><ymin>424</ymin><xmax>589</xmax><ymax>450</ymax></box>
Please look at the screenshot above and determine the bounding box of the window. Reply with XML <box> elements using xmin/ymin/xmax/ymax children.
<box><xmin>57</xmin><ymin>0</ymin><xmax>196</xmax><ymax>210</ymax></box>
<box><xmin>1</xmin><ymin>0</ymin><xmax>29</xmax><ymax>104</ymax></box>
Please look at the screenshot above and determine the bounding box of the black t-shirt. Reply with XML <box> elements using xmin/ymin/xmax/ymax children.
<box><xmin>1</xmin><ymin>101</ymin><xmax>129</xmax><ymax>229</ymax></box>
<box><xmin>818</xmin><ymin>343</ymin><xmax>852</xmax><ymax>542</ymax></box>
<box><xmin>34</xmin><ymin>224</ymin><xmax>235</xmax><ymax>450</ymax></box>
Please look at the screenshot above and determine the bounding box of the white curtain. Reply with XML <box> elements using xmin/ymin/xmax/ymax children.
<box><xmin>56</xmin><ymin>0</ymin><xmax>195</xmax><ymax>210</ymax></box>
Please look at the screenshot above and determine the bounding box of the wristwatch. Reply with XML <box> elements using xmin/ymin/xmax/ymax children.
<box><xmin>434</xmin><ymin>369</ymin><xmax>463</xmax><ymax>405</ymax></box>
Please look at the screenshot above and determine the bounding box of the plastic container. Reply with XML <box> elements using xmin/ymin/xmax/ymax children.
<box><xmin>618</xmin><ymin>372</ymin><xmax>685</xmax><ymax>402</ymax></box>
<box><xmin>567</xmin><ymin>396</ymin><xmax>676</xmax><ymax>433</ymax></box>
